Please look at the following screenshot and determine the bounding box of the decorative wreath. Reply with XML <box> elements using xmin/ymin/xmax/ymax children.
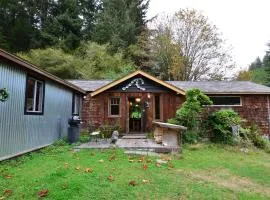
<box><xmin>0</xmin><ymin>88</ymin><xmax>9</xmax><ymax>102</ymax></box>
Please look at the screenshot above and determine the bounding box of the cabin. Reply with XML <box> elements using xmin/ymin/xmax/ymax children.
<box><xmin>0</xmin><ymin>49</ymin><xmax>85</xmax><ymax>161</ymax></box>
<box><xmin>69</xmin><ymin>70</ymin><xmax>270</xmax><ymax>136</ymax></box>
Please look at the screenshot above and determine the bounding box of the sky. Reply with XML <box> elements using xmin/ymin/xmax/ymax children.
<box><xmin>147</xmin><ymin>0</ymin><xmax>270</xmax><ymax>70</ymax></box>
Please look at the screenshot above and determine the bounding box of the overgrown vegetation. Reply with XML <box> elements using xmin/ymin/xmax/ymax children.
<box><xmin>0</xmin><ymin>143</ymin><xmax>270</xmax><ymax>199</ymax></box>
<box><xmin>168</xmin><ymin>89</ymin><xmax>212</xmax><ymax>143</ymax></box>
<box><xmin>208</xmin><ymin>109</ymin><xmax>242</xmax><ymax>144</ymax></box>
<box><xmin>169</xmin><ymin>89</ymin><xmax>270</xmax><ymax>152</ymax></box>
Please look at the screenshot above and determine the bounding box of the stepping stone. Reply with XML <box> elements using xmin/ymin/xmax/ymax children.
<box><xmin>124</xmin><ymin>150</ymin><xmax>160</xmax><ymax>157</ymax></box>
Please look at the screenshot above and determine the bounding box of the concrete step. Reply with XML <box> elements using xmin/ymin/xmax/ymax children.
<box><xmin>122</xmin><ymin>135</ymin><xmax>147</xmax><ymax>139</ymax></box>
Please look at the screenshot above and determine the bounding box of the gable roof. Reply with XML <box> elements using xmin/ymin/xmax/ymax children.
<box><xmin>87</xmin><ymin>70</ymin><xmax>186</xmax><ymax>96</ymax></box>
<box><xmin>167</xmin><ymin>81</ymin><xmax>270</xmax><ymax>94</ymax></box>
<box><xmin>0</xmin><ymin>48</ymin><xmax>85</xmax><ymax>94</ymax></box>
<box><xmin>69</xmin><ymin>78</ymin><xmax>270</xmax><ymax>95</ymax></box>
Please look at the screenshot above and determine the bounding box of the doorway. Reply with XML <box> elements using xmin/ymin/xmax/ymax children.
<box><xmin>128</xmin><ymin>97</ymin><xmax>142</xmax><ymax>133</ymax></box>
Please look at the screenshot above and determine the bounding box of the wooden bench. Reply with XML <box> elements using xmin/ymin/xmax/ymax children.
<box><xmin>152</xmin><ymin>121</ymin><xmax>187</xmax><ymax>151</ymax></box>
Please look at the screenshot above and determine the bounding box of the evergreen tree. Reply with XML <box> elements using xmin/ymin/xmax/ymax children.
<box><xmin>249</xmin><ymin>57</ymin><xmax>262</xmax><ymax>70</ymax></box>
<box><xmin>93</xmin><ymin>0</ymin><xmax>149</xmax><ymax>53</ymax></box>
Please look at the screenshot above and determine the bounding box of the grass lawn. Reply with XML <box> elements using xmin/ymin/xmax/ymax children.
<box><xmin>0</xmin><ymin>143</ymin><xmax>270</xmax><ymax>200</ymax></box>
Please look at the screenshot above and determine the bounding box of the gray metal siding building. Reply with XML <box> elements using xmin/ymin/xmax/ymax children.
<box><xmin>0</xmin><ymin>49</ymin><xmax>85</xmax><ymax>161</ymax></box>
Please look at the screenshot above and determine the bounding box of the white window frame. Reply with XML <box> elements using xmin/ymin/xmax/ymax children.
<box><xmin>208</xmin><ymin>96</ymin><xmax>242</xmax><ymax>107</ymax></box>
<box><xmin>108</xmin><ymin>97</ymin><xmax>121</xmax><ymax>117</ymax></box>
<box><xmin>25</xmin><ymin>76</ymin><xmax>44</xmax><ymax>114</ymax></box>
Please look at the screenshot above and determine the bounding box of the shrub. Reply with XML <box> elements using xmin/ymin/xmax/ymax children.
<box><xmin>169</xmin><ymin>88</ymin><xmax>212</xmax><ymax>128</ymax></box>
<box><xmin>183</xmin><ymin>130</ymin><xmax>199</xmax><ymax>144</ymax></box>
<box><xmin>168</xmin><ymin>89</ymin><xmax>212</xmax><ymax>143</ymax></box>
<box><xmin>174</xmin><ymin>89</ymin><xmax>213</xmax><ymax>129</ymax></box>
<box><xmin>208</xmin><ymin>109</ymin><xmax>242</xmax><ymax>144</ymax></box>
<box><xmin>245</xmin><ymin>124</ymin><xmax>268</xmax><ymax>149</ymax></box>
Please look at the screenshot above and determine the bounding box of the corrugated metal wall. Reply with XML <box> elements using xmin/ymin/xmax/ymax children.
<box><xmin>0</xmin><ymin>62</ymin><xmax>73</xmax><ymax>161</ymax></box>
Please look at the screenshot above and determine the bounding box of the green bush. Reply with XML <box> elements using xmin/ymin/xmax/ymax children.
<box><xmin>168</xmin><ymin>89</ymin><xmax>212</xmax><ymax>144</ymax></box>
<box><xmin>245</xmin><ymin>124</ymin><xmax>268</xmax><ymax>149</ymax></box>
<box><xmin>174</xmin><ymin>89</ymin><xmax>213</xmax><ymax>129</ymax></box>
<box><xmin>208</xmin><ymin>109</ymin><xmax>242</xmax><ymax>144</ymax></box>
<box><xmin>183</xmin><ymin>131</ymin><xmax>199</xmax><ymax>144</ymax></box>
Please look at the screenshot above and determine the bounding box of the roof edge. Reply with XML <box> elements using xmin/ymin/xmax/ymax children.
<box><xmin>0</xmin><ymin>48</ymin><xmax>85</xmax><ymax>94</ymax></box>
<box><xmin>90</xmin><ymin>70</ymin><xmax>186</xmax><ymax>96</ymax></box>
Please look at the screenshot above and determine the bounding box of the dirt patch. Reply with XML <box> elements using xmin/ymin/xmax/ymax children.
<box><xmin>178</xmin><ymin>168</ymin><xmax>270</xmax><ymax>197</ymax></box>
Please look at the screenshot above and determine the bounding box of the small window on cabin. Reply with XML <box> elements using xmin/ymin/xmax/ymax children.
<box><xmin>209</xmin><ymin>96</ymin><xmax>241</xmax><ymax>106</ymax></box>
<box><xmin>25</xmin><ymin>76</ymin><xmax>44</xmax><ymax>114</ymax></box>
<box><xmin>154</xmin><ymin>95</ymin><xmax>161</xmax><ymax>120</ymax></box>
<box><xmin>72</xmin><ymin>94</ymin><xmax>81</xmax><ymax>115</ymax></box>
<box><xmin>109</xmin><ymin>97</ymin><xmax>120</xmax><ymax>116</ymax></box>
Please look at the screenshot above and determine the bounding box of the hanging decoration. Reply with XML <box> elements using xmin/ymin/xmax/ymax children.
<box><xmin>122</xmin><ymin>78</ymin><xmax>146</xmax><ymax>91</ymax></box>
<box><xmin>0</xmin><ymin>88</ymin><xmax>9</xmax><ymax>102</ymax></box>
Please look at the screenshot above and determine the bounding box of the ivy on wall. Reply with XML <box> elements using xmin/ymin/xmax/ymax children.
<box><xmin>0</xmin><ymin>88</ymin><xmax>9</xmax><ymax>102</ymax></box>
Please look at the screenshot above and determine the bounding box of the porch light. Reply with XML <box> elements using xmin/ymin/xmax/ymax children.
<box><xmin>135</xmin><ymin>98</ymin><xmax>141</xmax><ymax>103</ymax></box>
<box><xmin>147</xmin><ymin>93</ymin><xmax>151</xmax><ymax>99</ymax></box>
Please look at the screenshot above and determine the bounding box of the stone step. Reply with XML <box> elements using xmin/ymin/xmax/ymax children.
<box><xmin>121</xmin><ymin>135</ymin><xmax>147</xmax><ymax>139</ymax></box>
<box><xmin>124</xmin><ymin>150</ymin><xmax>160</xmax><ymax>157</ymax></box>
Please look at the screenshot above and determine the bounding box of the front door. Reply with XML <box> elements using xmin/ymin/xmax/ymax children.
<box><xmin>128</xmin><ymin>97</ymin><xmax>142</xmax><ymax>133</ymax></box>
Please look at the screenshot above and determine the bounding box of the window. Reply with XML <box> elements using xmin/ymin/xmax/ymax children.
<box><xmin>109</xmin><ymin>97</ymin><xmax>120</xmax><ymax>116</ymax></box>
<box><xmin>209</xmin><ymin>96</ymin><xmax>241</xmax><ymax>106</ymax></box>
<box><xmin>72</xmin><ymin>93</ymin><xmax>81</xmax><ymax>115</ymax></box>
<box><xmin>25</xmin><ymin>76</ymin><xmax>44</xmax><ymax>114</ymax></box>
<box><xmin>154</xmin><ymin>95</ymin><xmax>161</xmax><ymax>120</ymax></box>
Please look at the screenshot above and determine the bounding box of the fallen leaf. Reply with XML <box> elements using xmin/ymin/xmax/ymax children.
<box><xmin>128</xmin><ymin>159</ymin><xmax>134</xmax><ymax>163</ymax></box>
<box><xmin>62</xmin><ymin>183</ymin><xmax>68</xmax><ymax>190</ymax></box>
<box><xmin>156</xmin><ymin>163</ymin><xmax>161</xmax><ymax>168</ymax></box>
<box><xmin>75</xmin><ymin>166</ymin><xmax>80</xmax><ymax>170</ymax></box>
<box><xmin>99</xmin><ymin>159</ymin><xmax>104</xmax><ymax>163</ymax></box>
<box><xmin>109</xmin><ymin>154</ymin><xmax>116</xmax><ymax>161</ymax></box>
<box><xmin>3</xmin><ymin>175</ymin><xmax>12</xmax><ymax>179</ymax></box>
<box><xmin>3</xmin><ymin>189</ymin><xmax>12</xmax><ymax>196</ymax></box>
<box><xmin>37</xmin><ymin>189</ymin><xmax>48</xmax><ymax>198</ymax></box>
<box><xmin>138</xmin><ymin>159</ymin><xmax>143</xmax><ymax>163</ymax></box>
<box><xmin>84</xmin><ymin>168</ymin><xmax>93</xmax><ymax>173</ymax></box>
<box><xmin>146</xmin><ymin>158</ymin><xmax>152</xmax><ymax>163</ymax></box>
<box><xmin>142</xmin><ymin>164</ymin><xmax>148</xmax><ymax>170</ymax></box>
<box><xmin>142</xmin><ymin>179</ymin><xmax>150</xmax><ymax>184</ymax></box>
<box><xmin>108</xmin><ymin>175</ymin><xmax>114</xmax><ymax>181</ymax></box>
<box><xmin>0</xmin><ymin>196</ymin><xmax>4</xmax><ymax>200</ymax></box>
<box><xmin>129</xmin><ymin>180</ymin><xmax>136</xmax><ymax>186</ymax></box>
<box><xmin>168</xmin><ymin>163</ymin><xmax>174</xmax><ymax>169</ymax></box>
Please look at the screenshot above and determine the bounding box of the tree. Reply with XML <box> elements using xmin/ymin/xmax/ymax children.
<box><xmin>150</xmin><ymin>9</ymin><xmax>233</xmax><ymax>81</ymax></box>
<box><xmin>18</xmin><ymin>48</ymin><xmax>82</xmax><ymax>79</ymax></box>
<box><xmin>93</xmin><ymin>0</ymin><xmax>149</xmax><ymax>53</ymax></box>
<box><xmin>249</xmin><ymin>57</ymin><xmax>262</xmax><ymax>70</ymax></box>
<box><xmin>18</xmin><ymin>42</ymin><xmax>135</xmax><ymax>80</ymax></box>
<box><xmin>235</xmin><ymin>70</ymin><xmax>251</xmax><ymax>81</ymax></box>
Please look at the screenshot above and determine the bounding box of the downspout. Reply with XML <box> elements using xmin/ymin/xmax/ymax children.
<box><xmin>267</xmin><ymin>95</ymin><xmax>270</xmax><ymax>138</ymax></box>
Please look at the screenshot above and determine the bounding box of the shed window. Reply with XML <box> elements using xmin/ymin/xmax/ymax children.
<box><xmin>72</xmin><ymin>93</ymin><xmax>81</xmax><ymax>115</ymax></box>
<box><xmin>210</xmin><ymin>96</ymin><xmax>241</xmax><ymax>106</ymax></box>
<box><xmin>25</xmin><ymin>76</ymin><xmax>44</xmax><ymax>114</ymax></box>
<box><xmin>154</xmin><ymin>95</ymin><xmax>161</xmax><ymax>120</ymax></box>
<box><xmin>109</xmin><ymin>97</ymin><xmax>120</xmax><ymax>116</ymax></box>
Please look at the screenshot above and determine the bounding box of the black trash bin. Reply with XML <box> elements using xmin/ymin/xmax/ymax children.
<box><xmin>67</xmin><ymin>115</ymin><xmax>81</xmax><ymax>144</ymax></box>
